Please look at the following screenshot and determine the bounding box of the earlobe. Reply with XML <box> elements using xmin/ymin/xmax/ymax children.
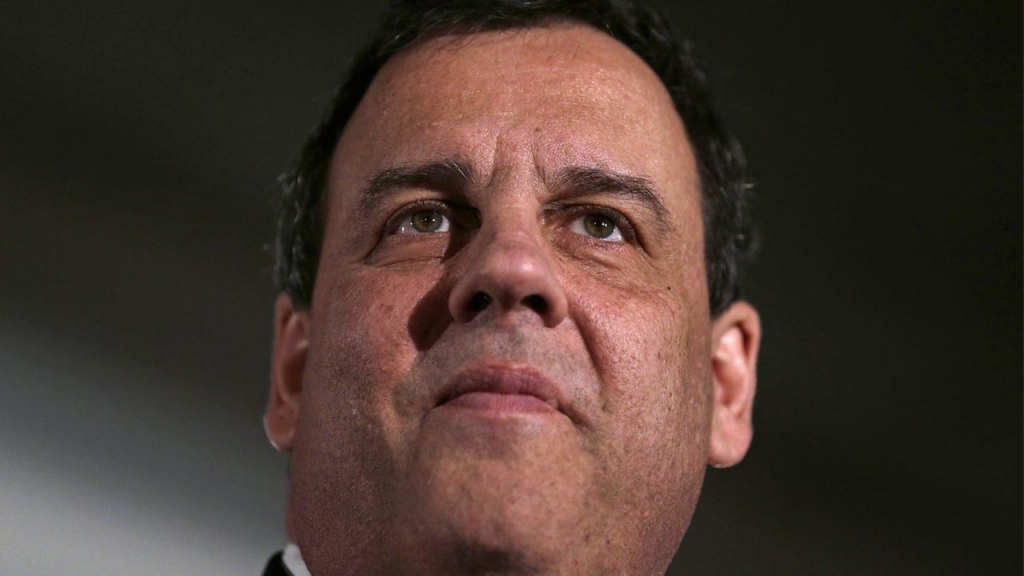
<box><xmin>266</xmin><ymin>293</ymin><xmax>310</xmax><ymax>452</ymax></box>
<box><xmin>707</xmin><ymin>301</ymin><xmax>761</xmax><ymax>468</ymax></box>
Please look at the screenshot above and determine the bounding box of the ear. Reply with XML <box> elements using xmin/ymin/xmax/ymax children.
<box><xmin>265</xmin><ymin>293</ymin><xmax>309</xmax><ymax>452</ymax></box>
<box><xmin>707</xmin><ymin>301</ymin><xmax>761</xmax><ymax>468</ymax></box>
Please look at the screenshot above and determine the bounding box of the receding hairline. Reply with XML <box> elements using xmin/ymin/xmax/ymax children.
<box><xmin>371</xmin><ymin>18</ymin><xmax>672</xmax><ymax>101</ymax></box>
<box><xmin>329</xmin><ymin>18</ymin><xmax>690</xmax><ymax>189</ymax></box>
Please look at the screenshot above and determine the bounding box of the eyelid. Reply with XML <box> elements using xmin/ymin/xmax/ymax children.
<box><xmin>385</xmin><ymin>200</ymin><xmax>447</xmax><ymax>235</ymax></box>
<box><xmin>553</xmin><ymin>204</ymin><xmax>639</xmax><ymax>244</ymax></box>
<box><xmin>384</xmin><ymin>199</ymin><xmax>477</xmax><ymax>236</ymax></box>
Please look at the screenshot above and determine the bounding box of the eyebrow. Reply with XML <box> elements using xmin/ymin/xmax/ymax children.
<box><xmin>358</xmin><ymin>158</ymin><xmax>473</xmax><ymax>215</ymax></box>
<box><xmin>357</xmin><ymin>160</ymin><xmax>672</xmax><ymax>233</ymax></box>
<box><xmin>550</xmin><ymin>166</ymin><xmax>672</xmax><ymax>233</ymax></box>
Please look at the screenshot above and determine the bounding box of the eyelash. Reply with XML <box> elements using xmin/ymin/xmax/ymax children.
<box><xmin>383</xmin><ymin>200</ymin><xmax>639</xmax><ymax>244</ymax></box>
<box><xmin>557</xmin><ymin>204</ymin><xmax>638</xmax><ymax>244</ymax></box>
<box><xmin>385</xmin><ymin>200</ymin><xmax>457</xmax><ymax>236</ymax></box>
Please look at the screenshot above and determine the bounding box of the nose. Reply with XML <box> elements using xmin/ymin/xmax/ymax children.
<box><xmin>448</xmin><ymin>224</ymin><xmax>568</xmax><ymax>328</ymax></box>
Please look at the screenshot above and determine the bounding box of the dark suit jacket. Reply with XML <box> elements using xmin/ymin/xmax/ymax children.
<box><xmin>261</xmin><ymin>552</ymin><xmax>292</xmax><ymax>576</ymax></box>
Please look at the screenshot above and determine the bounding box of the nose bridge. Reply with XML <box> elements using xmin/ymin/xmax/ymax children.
<box><xmin>482</xmin><ymin>209</ymin><xmax>544</xmax><ymax>260</ymax></box>
<box><xmin>448</xmin><ymin>198</ymin><xmax>568</xmax><ymax>327</ymax></box>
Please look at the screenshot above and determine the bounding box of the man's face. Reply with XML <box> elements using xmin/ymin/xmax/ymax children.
<box><xmin>268</xmin><ymin>23</ymin><xmax>757</xmax><ymax>575</ymax></box>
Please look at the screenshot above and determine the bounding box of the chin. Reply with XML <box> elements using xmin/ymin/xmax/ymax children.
<box><xmin>384</xmin><ymin>426</ymin><xmax>600</xmax><ymax>574</ymax></box>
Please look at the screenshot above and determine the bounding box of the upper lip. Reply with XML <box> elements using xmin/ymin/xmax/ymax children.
<box><xmin>435</xmin><ymin>364</ymin><xmax>582</xmax><ymax>423</ymax></box>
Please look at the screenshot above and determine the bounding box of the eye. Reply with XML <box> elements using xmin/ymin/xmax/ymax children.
<box><xmin>393</xmin><ymin>208</ymin><xmax>450</xmax><ymax>235</ymax></box>
<box><xmin>568</xmin><ymin>212</ymin><xmax>624</xmax><ymax>242</ymax></box>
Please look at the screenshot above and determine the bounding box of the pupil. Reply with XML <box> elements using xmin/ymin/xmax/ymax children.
<box><xmin>412</xmin><ymin>210</ymin><xmax>441</xmax><ymax>232</ymax></box>
<box><xmin>585</xmin><ymin>214</ymin><xmax>613</xmax><ymax>238</ymax></box>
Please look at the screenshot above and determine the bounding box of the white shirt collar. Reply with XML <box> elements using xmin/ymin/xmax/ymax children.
<box><xmin>282</xmin><ymin>542</ymin><xmax>312</xmax><ymax>576</ymax></box>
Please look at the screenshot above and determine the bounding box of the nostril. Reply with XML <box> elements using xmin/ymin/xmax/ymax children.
<box><xmin>522</xmin><ymin>294</ymin><xmax>548</xmax><ymax>314</ymax></box>
<box><xmin>469</xmin><ymin>292</ymin><xmax>492</xmax><ymax>312</ymax></box>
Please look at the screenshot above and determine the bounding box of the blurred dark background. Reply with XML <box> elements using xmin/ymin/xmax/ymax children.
<box><xmin>1</xmin><ymin>0</ymin><xmax>1019</xmax><ymax>574</ymax></box>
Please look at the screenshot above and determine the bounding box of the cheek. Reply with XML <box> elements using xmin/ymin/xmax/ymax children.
<box><xmin>318</xmin><ymin>273</ymin><xmax>414</xmax><ymax>381</ymax></box>
<box><xmin>568</xmin><ymin>269</ymin><xmax>713</xmax><ymax>476</ymax></box>
<box><xmin>302</xmin><ymin>266</ymin><xmax>444</xmax><ymax>447</ymax></box>
<box><xmin>586</xmin><ymin>287</ymin><xmax>707</xmax><ymax>420</ymax></box>
<box><xmin>291</xmin><ymin>266</ymin><xmax>447</xmax><ymax>539</ymax></box>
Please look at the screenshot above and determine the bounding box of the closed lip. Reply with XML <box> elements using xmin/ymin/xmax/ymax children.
<box><xmin>435</xmin><ymin>364</ymin><xmax>581</xmax><ymax>423</ymax></box>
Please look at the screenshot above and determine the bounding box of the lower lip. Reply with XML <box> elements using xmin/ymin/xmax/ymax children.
<box><xmin>442</xmin><ymin>391</ymin><xmax>557</xmax><ymax>414</ymax></box>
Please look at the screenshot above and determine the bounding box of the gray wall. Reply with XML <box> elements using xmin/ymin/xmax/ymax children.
<box><xmin>1</xmin><ymin>0</ymin><xmax>1019</xmax><ymax>574</ymax></box>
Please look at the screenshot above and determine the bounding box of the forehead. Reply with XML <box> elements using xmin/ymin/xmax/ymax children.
<box><xmin>330</xmin><ymin>23</ymin><xmax>699</xmax><ymax>218</ymax></box>
<box><xmin>372</xmin><ymin>23</ymin><xmax>670</xmax><ymax>123</ymax></box>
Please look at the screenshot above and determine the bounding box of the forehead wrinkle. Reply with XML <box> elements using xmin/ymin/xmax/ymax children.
<box><xmin>382</xmin><ymin>25</ymin><xmax>664</xmax><ymax>117</ymax></box>
<box><xmin>340</xmin><ymin>24</ymin><xmax>697</xmax><ymax>231</ymax></box>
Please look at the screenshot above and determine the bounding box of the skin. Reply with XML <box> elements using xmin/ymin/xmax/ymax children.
<box><xmin>267</xmin><ymin>23</ymin><xmax>761</xmax><ymax>576</ymax></box>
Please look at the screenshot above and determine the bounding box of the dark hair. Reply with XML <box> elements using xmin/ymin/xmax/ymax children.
<box><xmin>274</xmin><ymin>0</ymin><xmax>753</xmax><ymax>317</ymax></box>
